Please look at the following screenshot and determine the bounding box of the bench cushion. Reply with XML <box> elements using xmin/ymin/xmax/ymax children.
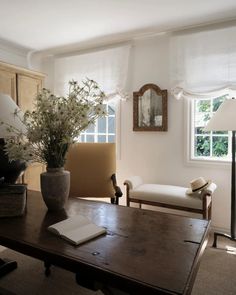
<box><xmin>129</xmin><ymin>184</ymin><xmax>202</xmax><ymax>210</ymax></box>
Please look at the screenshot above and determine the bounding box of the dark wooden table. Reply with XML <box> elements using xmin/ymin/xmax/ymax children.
<box><xmin>0</xmin><ymin>190</ymin><xmax>210</xmax><ymax>295</ymax></box>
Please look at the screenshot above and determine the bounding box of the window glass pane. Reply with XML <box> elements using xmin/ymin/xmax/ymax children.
<box><xmin>196</xmin><ymin>100</ymin><xmax>210</xmax><ymax>112</ymax></box>
<box><xmin>108</xmin><ymin>135</ymin><xmax>115</xmax><ymax>142</ymax></box>
<box><xmin>194</xmin><ymin>136</ymin><xmax>210</xmax><ymax>157</ymax></box>
<box><xmin>195</xmin><ymin>112</ymin><xmax>211</xmax><ymax>127</ymax></box>
<box><xmin>192</xmin><ymin>95</ymin><xmax>230</xmax><ymax>160</ymax></box>
<box><xmin>212</xmin><ymin>136</ymin><xmax>228</xmax><ymax>157</ymax></box>
<box><xmin>80</xmin><ymin>134</ymin><xmax>85</xmax><ymax>142</ymax></box>
<box><xmin>108</xmin><ymin>105</ymin><xmax>115</xmax><ymax>115</ymax></box>
<box><xmin>79</xmin><ymin>103</ymin><xmax>116</xmax><ymax>143</ymax></box>
<box><xmin>86</xmin><ymin>123</ymin><xmax>95</xmax><ymax>133</ymax></box>
<box><xmin>212</xmin><ymin>130</ymin><xmax>228</xmax><ymax>135</ymax></box>
<box><xmin>108</xmin><ymin>117</ymin><xmax>115</xmax><ymax>133</ymax></box>
<box><xmin>213</xmin><ymin>96</ymin><xmax>226</xmax><ymax>112</ymax></box>
<box><xmin>194</xmin><ymin>127</ymin><xmax>210</xmax><ymax>135</ymax></box>
<box><xmin>98</xmin><ymin>135</ymin><xmax>106</xmax><ymax>142</ymax></box>
<box><xmin>86</xmin><ymin>135</ymin><xmax>94</xmax><ymax>143</ymax></box>
<box><xmin>98</xmin><ymin>117</ymin><xmax>106</xmax><ymax>133</ymax></box>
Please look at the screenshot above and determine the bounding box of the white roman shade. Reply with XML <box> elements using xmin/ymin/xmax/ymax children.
<box><xmin>170</xmin><ymin>25</ymin><xmax>236</xmax><ymax>99</ymax></box>
<box><xmin>54</xmin><ymin>44</ymin><xmax>131</xmax><ymax>101</ymax></box>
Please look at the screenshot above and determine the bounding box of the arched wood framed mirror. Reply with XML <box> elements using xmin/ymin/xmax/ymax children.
<box><xmin>133</xmin><ymin>84</ymin><xmax>168</xmax><ymax>131</ymax></box>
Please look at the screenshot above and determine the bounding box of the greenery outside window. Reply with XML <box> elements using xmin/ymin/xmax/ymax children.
<box><xmin>192</xmin><ymin>95</ymin><xmax>231</xmax><ymax>161</ymax></box>
<box><xmin>79</xmin><ymin>103</ymin><xmax>116</xmax><ymax>143</ymax></box>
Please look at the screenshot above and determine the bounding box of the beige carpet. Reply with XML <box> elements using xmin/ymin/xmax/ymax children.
<box><xmin>192</xmin><ymin>245</ymin><xmax>236</xmax><ymax>295</ymax></box>
<box><xmin>0</xmin><ymin>237</ymin><xmax>236</xmax><ymax>295</ymax></box>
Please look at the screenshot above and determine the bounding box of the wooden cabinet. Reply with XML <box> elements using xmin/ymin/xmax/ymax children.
<box><xmin>0</xmin><ymin>61</ymin><xmax>45</xmax><ymax>191</ymax></box>
<box><xmin>17</xmin><ymin>74</ymin><xmax>45</xmax><ymax>191</ymax></box>
<box><xmin>0</xmin><ymin>69</ymin><xmax>16</xmax><ymax>101</ymax></box>
<box><xmin>17</xmin><ymin>74</ymin><xmax>43</xmax><ymax>112</ymax></box>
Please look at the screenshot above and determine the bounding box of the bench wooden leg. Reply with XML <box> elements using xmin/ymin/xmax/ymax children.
<box><xmin>202</xmin><ymin>195</ymin><xmax>212</xmax><ymax>220</ymax></box>
<box><xmin>125</xmin><ymin>184</ymin><xmax>130</xmax><ymax>207</ymax></box>
<box><xmin>208</xmin><ymin>204</ymin><xmax>212</xmax><ymax>220</ymax></box>
<box><xmin>203</xmin><ymin>204</ymin><xmax>212</xmax><ymax>220</ymax></box>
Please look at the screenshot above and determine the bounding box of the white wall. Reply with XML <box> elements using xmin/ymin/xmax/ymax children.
<box><xmin>31</xmin><ymin>33</ymin><xmax>231</xmax><ymax>231</ymax></box>
<box><xmin>29</xmin><ymin>53</ymin><xmax>54</xmax><ymax>89</ymax></box>
<box><xmin>118</xmin><ymin>34</ymin><xmax>231</xmax><ymax>231</ymax></box>
<box><xmin>0</xmin><ymin>40</ymin><xmax>28</xmax><ymax>67</ymax></box>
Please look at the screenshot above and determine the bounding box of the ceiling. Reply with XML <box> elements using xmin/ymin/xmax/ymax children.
<box><xmin>1</xmin><ymin>0</ymin><xmax>236</xmax><ymax>52</ymax></box>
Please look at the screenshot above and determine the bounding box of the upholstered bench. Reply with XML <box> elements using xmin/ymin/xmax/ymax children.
<box><xmin>124</xmin><ymin>176</ymin><xmax>217</xmax><ymax>220</ymax></box>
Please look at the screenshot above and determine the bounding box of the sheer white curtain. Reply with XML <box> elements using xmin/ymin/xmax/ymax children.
<box><xmin>54</xmin><ymin>44</ymin><xmax>131</xmax><ymax>101</ymax></box>
<box><xmin>170</xmin><ymin>25</ymin><xmax>236</xmax><ymax>99</ymax></box>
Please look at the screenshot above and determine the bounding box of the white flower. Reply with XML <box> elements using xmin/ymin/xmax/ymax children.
<box><xmin>4</xmin><ymin>78</ymin><xmax>107</xmax><ymax>168</ymax></box>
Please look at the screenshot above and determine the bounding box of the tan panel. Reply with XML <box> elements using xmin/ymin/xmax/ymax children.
<box><xmin>17</xmin><ymin>74</ymin><xmax>44</xmax><ymax>189</ymax></box>
<box><xmin>0</xmin><ymin>62</ymin><xmax>45</xmax><ymax>189</ymax></box>
<box><xmin>0</xmin><ymin>69</ymin><xmax>16</xmax><ymax>101</ymax></box>
<box><xmin>65</xmin><ymin>143</ymin><xmax>116</xmax><ymax>198</ymax></box>
<box><xmin>17</xmin><ymin>74</ymin><xmax>42</xmax><ymax>112</ymax></box>
<box><xmin>24</xmin><ymin>163</ymin><xmax>45</xmax><ymax>191</ymax></box>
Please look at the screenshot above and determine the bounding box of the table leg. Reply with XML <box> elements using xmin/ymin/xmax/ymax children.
<box><xmin>44</xmin><ymin>261</ymin><xmax>51</xmax><ymax>277</ymax></box>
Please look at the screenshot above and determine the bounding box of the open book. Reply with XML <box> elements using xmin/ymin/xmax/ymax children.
<box><xmin>48</xmin><ymin>215</ymin><xmax>106</xmax><ymax>246</ymax></box>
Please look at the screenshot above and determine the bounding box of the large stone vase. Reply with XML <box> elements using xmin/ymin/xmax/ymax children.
<box><xmin>40</xmin><ymin>167</ymin><xmax>70</xmax><ymax>211</ymax></box>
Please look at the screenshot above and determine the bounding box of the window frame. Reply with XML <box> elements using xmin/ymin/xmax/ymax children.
<box><xmin>79</xmin><ymin>103</ymin><xmax>116</xmax><ymax>143</ymax></box>
<box><xmin>184</xmin><ymin>97</ymin><xmax>231</xmax><ymax>168</ymax></box>
<box><xmin>78</xmin><ymin>99</ymin><xmax>121</xmax><ymax>159</ymax></box>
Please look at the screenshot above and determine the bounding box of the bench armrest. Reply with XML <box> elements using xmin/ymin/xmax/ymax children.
<box><xmin>203</xmin><ymin>182</ymin><xmax>217</xmax><ymax>196</ymax></box>
<box><xmin>111</xmin><ymin>174</ymin><xmax>123</xmax><ymax>205</ymax></box>
<box><xmin>124</xmin><ymin>176</ymin><xmax>143</xmax><ymax>190</ymax></box>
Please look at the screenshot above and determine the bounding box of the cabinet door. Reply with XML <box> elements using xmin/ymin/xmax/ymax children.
<box><xmin>17</xmin><ymin>74</ymin><xmax>42</xmax><ymax>112</ymax></box>
<box><xmin>0</xmin><ymin>69</ymin><xmax>16</xmax><ymax>101</ymax></box>
<box><xmin>17</xmin><ymin>74</ymin><xmax>45</xmax><ymax>191</ymax></box>
<box><xmin>23</xmin><ymin>162</ymin><xmax>45</xmax><ymax>191</ymax></box>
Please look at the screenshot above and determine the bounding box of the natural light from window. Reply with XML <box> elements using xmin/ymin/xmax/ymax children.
<box><xmin>191</xmin><ymin>95</ymin><xmax>231</xmax><ymax>161</ymax></box>
<box><xmin>79</xmin><ymin>103</ymin><xmax>116</xmax><ymax>143</ymax></box>
<box><xmin>226</xmin><ymin>245</ymin><xmax>236</xmax><ymax>255</ymax></box>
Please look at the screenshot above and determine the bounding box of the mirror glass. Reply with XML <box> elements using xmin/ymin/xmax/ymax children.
<box><xmin>133</xmin><ymin>84</ymin><xmax>167</xmax><ymax>131</ymax></box>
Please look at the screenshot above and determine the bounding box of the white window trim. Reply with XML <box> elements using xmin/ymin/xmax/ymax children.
<box><xmin>184</xmin><ymin>97</ymin><xmax>231</xmax><ymax>169</ymax></box>
<box><xmin>115</xmin><ymin>100</ymin><xmax>121</xmax><ymax>160</ymax></box>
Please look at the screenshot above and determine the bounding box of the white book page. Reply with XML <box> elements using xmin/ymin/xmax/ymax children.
<box><xmin>48</xmin><ymin>215</ymin><xmax>90</xmax><ymax>236</ymax></box>
<box><xmin>61</xmin><ymin>223</ymin><xmax>106</xmax><ymax>245</ymax></box>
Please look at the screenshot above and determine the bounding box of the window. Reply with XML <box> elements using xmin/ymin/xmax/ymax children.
<box><xmin>191</xmin><ymin>95</ymin><xmax>231</xmax><ymax>161</ymax></box>
<box><xmin>79</xmin><ymin>103</ymin><xmax>116</xmax><ymax>143</ymax></box>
